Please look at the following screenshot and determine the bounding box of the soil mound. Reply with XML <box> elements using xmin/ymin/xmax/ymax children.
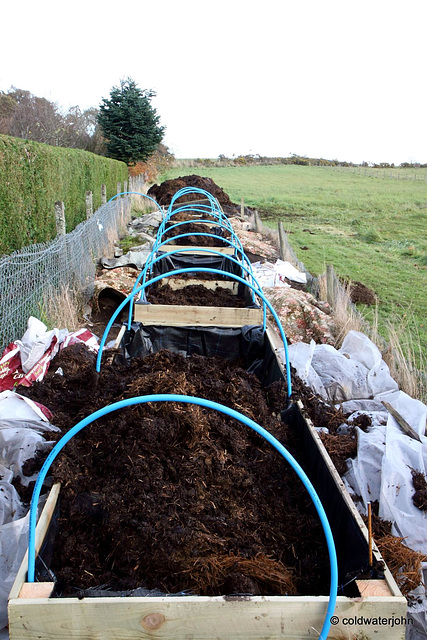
<box><xmin>341</xmin><ymin>279</ymin><xmax>377</xmax><ymax>306</ymax></box>
<box><xmin>163</xmin><ymin>220</ymin><xmax>229</xmax><ymax>246</ymax></box>
<box><xmin>147</xmin><ymin>283</ymin><xmax>247</xmax><ymax>307</ymax></box>
<box><xmin>148</xmin><ymin>175</ymin><xmax>235</xmax><ymax>209</ymax></box>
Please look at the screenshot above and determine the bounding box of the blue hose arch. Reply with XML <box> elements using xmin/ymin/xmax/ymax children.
<box><xmin>143</xmin><ymin>231</ymin><xmax>252</xmax><ymax>286</ymax></box>
<box><xmin>145</xmin><ymin>232</ymin><xmax>249</xmax><ymax>278</ymax></box>
<box><xmin>130</xmin><ymin>249</ymin><xmax>262</xmax><ymax>327</ymax></box>
<box><xmin>168</xmin><ymin>187</ymin><xmax>221</xmax><ymax>211</ymax></box>
<box><xmin>95</xmin><ymin>267</ymin><xmax>292</xmax><ymax>398</ymax></box>
<box><xmin>140</xmin><ymin>233</ymin><xmax>254</xmax><ymax>299</ymax></box>
<box><xmin>26</xmin><ymin>394</ymin><xmax>337</xmax><ymax>640</ymax></box>
<box><xmin>163</xmin><ymin>203</ymin><xmax>227</xmax><ymax>218</ymax></box>
<box><xmin>154</xmin><ymin>222</ymin><xmax>245</xmax><ymax>263</ymax></box>
<box><xmin>108</xmin><ymin>191</ymin><xmax>163</xmax><ymax>214</ymax></box>
<box><xmin>166</xmin><ymin>203</ymin><xmax>224</xmax><ymax>224</ymax></box>
<box><xmin>158</xmin><ymin>219</ymin><xmax>238</xmax><ymax>245</ymax></box>
<box><xmin>160</xmin><ymin>207</ymin><xmax>230</xmax><ymax>233</ymax></box>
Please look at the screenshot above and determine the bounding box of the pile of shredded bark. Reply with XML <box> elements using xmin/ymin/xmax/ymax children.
<box><xmin>366</xmin><ymin>503</ymin><xmax>425</xmax><ymax>597</ymax></box>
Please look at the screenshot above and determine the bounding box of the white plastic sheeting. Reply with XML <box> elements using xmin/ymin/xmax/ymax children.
<box><xmin>288</xmin><ymin>330</ymin><xmax>427</xmax><ymax>638</ymax></box>
<box><xmin>252</xmin><ymin>259</ymin><xmax>307</xmax><ymax>289</ymax></box>
<box><xmin>0</xmin><ymin>317</ymin><xmax>99</xmax><ymax>393</ymax></box>
<box><xmin>0</xmin><ymin>392</ymin><xmax>54</xmax><ymax>630</ymax></box>
<box><xmin>288</xmin><ymin>330</ymin><xmax>427</xmax><ymax>548</ymax></box>
<box><xmin>288</xmin><ymin>331</ymin><xmax>399</xmax><ymax>404</ymax></box>
<box><xmin>15</xmin><ymin>317</ymin><xmax>66</xmax><ymax>374</ymax></box>
<box><xmin>345</xmin><ymin>391</ymin><xmax>427</xmax><ymax>552</ymax></box>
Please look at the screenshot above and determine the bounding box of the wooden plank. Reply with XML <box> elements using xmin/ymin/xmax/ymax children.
<box><xmin>9</xmin><ymin>483</ymin><xmax>61</xmax><ymax>600</ymax></box>
<box><xmin>159</xmin><ymin>278</ymin><xmax>238</xmax><ymax>293</ymax></box>
<box><xmin>356</xmin><ymin>580</ymin><xmax>393</xmax><ymax>597</ymax></box>
<box><xmin>134</xmin><ymin>304</ymin><xmax>263</xmax><ymax>327</ymax></box>
<box><xmin>8</xmin><ymin>595</ymin><xmax>407</xmax><ymax>640</ymax></box>
<box><xmin>297</xmin><ymin>408</ymin><xmax>403</xmax><ymax>598</ymax></box>
<box><xmin>381</xmin><ymin>400</ymin><xmax>422</xmax><ymax>442</ymax></box>
<box><xmin>159</xmin><ymin>245</ymin><xmax>235</xmax><ymax>255</ymax></box>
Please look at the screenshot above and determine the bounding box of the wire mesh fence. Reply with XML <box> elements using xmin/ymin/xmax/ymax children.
<box><xmin>0</xmin><ymin>197</ymin><xmax>132</xmax><ymax>351</ymax></box>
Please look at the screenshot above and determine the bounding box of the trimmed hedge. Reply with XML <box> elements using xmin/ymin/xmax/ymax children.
<box><xmin>0</xmin><ymin>134</ymin><xmax>128</xmax><ymax>255</ymax></box>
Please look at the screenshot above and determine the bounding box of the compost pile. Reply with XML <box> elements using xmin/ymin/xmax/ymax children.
<box><xmin>21</xmin><ymin>344</ymin><xmax>330</xmax><ymax>598</ymax></box>
<box><xmin>147</xmin><ymin>283</ymin><xmax>247</xmax><ymax>307</ymax></box>
<box><xmin>148</xmin><ymin>175</ymin><xmax>236</xmax><ymax>209</ymax></box>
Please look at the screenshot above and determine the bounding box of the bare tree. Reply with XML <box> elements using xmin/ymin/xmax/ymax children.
<box><xmin>6</xmin><ymin>88</ymin><xmax>64</xmax><ymax>145</ymax></box>
<box><xmin>62</xmin><ymin>106</ymin><xmax>106</xmax><ymax>153</ymax></box>
<box><xmin>0</xmin><ymin>86</ymin><xmax>106</xmax><ymax>154</ymax></box>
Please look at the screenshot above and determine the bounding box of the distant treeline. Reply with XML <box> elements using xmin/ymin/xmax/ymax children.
<box><xmin>179</xmin><ymin>154</ymin><xmax>427</xmax><ymax>169</ymax></box>
<box><xmin>0</xmin><ymin>134</ymin><xmax>128</xmax><ymax>255</ymax></box>
<box><xmin>0</xmin><ymin>87</ymin><xmax>104</xmax><ymax>154</ymax></box>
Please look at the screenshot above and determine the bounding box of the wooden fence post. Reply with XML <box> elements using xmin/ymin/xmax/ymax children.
<box><xmin>278</xmin><ymin>220</ymin><xmax>287</xmax><ymax>261</ymax></box>
<box><xmin>101</xmin><ymin>184</ymin><xmax>107</xmax><ymax>205</ymax></box>
<box><xmin>124</xmin><ymin>180</ymin><xmax>128</xmax><ymax>194</ymax></box>
<box><xmin>254</xmin><ymin>210</ymin><xmax>262</xmax><ymax>233</ymax></box>
<box><xmin>117</xmin><ymin>182</ymin><xmax>122</xmax><ymax>196</ymax></box>
<box><xmin>54</xmin><ymin>201</ymin><xmax>66</xmax><ymax>236</ymax></box>
<box><xmin>326</xmin><ymin>264</ymin><xmax>335</xmax><ymax>308</ymax></box>
<box><xmin>240</xmin><ymin>198</ymin><xmax>245</xmax><ymax>217</ymax></box>
<box><xmin>85</xmin><ymin>191</ymin><xmax>93</xmax><ymax>219</ymax></box>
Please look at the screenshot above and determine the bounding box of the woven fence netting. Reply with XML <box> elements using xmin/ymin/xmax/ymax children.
<box><xmin>0</xmin><ymin>198</ymin><xmax>132</xmax><ymax>351</ymax></box>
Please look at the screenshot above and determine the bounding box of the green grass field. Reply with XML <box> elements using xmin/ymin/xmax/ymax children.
<box><xmin>159</xmin><ymin>165</ymin><xmax>427</xmax><ymax>365</ymax></box>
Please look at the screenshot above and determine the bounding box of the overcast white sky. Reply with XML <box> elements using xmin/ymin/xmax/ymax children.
<box><xmin>1</xmin><ymin>0</ymin><xmax>426</xmax><ymax>164</ymax></box>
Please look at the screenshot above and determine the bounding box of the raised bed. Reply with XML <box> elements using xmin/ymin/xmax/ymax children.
<box><xmin>138</xmin><ymin>278</ymin><xmax>261</xmax><ymax>327</ymax></box>
<box><xmin>137</xmin><ymin>254</ymin><xmax>262</xmax><ymax>327</ymax></box>
<box><xmin>8</xmin><ymin>324</ymin><xmax>406</xmax><ymax>640</ymax></box>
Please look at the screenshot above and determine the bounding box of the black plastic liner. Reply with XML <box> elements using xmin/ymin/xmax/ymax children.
<box><xmin>118</xmin><ymin>324</ymin><xmax>266</xmax><ymax>368</ymax></box>
<box><xmin>281</xmin><ymin>403</ymin><xmax>372</xmax><ymax>587</ymax></box>
<box><xmin>144</xmin><ymin>253</ymin><xmax>260</xmax><ymax>309</ymax></box>
<box><xmin>152</xmin><ymin>252</ymin><xmax>244</xmax><ymax>278</ymax></box>
<box><xmin>117</xmin><ymin>322</ymin><xmax>370</xmax><ymax>588</ymax></box>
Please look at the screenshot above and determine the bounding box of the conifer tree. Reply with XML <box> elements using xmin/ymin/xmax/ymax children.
<box><xmin>98</xmin><ymin>78</ymin><xmax>164</xmax><ymax>165</ymax></box>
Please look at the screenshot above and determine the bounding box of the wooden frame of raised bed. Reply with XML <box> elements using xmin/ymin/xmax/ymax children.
<box><xmin>159</xmin><ymin>245</ymin><xmax>235</xmax><ymax>255</ymax></box>
<box><xmin>134</xmin><ymin>303</ymin><xmax>263</xmax><ymax>327</ymax></box>
<box><xmin>8</xmin><ymin>326</ymin><xmax>407</xmax><ymax>640</ymax></box>
<box><xmin>134</xmin><ymin>270</ymin><xmax>263</xmax><ymax>328</ymax></box>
